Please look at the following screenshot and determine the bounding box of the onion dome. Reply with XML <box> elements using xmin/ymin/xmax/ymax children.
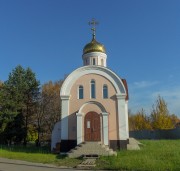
<box><xmin>83</xmin><ymin>37</ymin><xmax>106</xmax><ymax>55</ymax></box>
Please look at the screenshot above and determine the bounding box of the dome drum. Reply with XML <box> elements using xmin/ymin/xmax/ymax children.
<box><xmin>82</xmin><ymin>52</ymin><xmax>107</xmax><ymax>67</ymax></box>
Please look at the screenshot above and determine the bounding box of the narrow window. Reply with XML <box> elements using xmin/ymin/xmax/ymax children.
<box><xmin>79</xmin><ymin>85</ymin><xmax>83</xmax><ymax>99</ymax></box>
<box><xmin>93</xmin><ymin>58</ymin><xmax>96</xmax><ymax>65</ymax></box>
<box><xmin>91</xmin><ymin>80</ymin><xmax>96</xmax><ymax>98</ymax></box>
<box><xmin>103</xmin><ymin>85</ymin><xmax>108</xmax><ymax>99</ymax></box>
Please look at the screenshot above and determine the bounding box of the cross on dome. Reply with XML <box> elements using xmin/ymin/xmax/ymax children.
<box><xmin>83</xmin><ymin>18</ymin><xmax>106</xmax><ymax>56</ymax></box>
<box><xmin>88</xmin><ymin>18</ymin><xmax>99</xmax><ymax>39</ymax></box>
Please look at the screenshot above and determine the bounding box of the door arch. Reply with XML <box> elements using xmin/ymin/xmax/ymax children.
<box><xmin>84</xmin><ymin>112</ymin><xmax>101</xmax><ymax>141</ymax></box>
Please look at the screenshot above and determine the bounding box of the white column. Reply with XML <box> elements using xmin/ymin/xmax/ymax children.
<box><xmin>125</xmin><ymin>100</ymin><xmax>129</xmax><ymax>138</ymax></box>
<box><xmin>76</xmin><ymin>113</ymin><xmax>83</xmax><ymax>145</ymax></box>
<box><xmin>61</xmin><ymin>95</ymin><xmax>70</xmax><ymax>140</ymax></box>
<box><xmin>102</xmin><ymin>112</ymin><xmax>109</xmax><ymax>145</ymax></box>
<box><xmin>116</xmin><ymin>94</ymin><xmax>128</xmax><ymax>140</ymax></box>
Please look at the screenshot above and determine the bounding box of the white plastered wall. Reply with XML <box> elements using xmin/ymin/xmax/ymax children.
<box><xmin>51</xmin><ymin>121</ymin><xmax>61</xmax><ymax>151</ymax></box>
<box><xmin>60</xmin><ymin>65</ymin><xmax>129</xmax><ymax>144</ymax></box>
<box><xmin>82</xmin><ymin>52</ymin><xmax>107</xmax><ymax>67</ymax></box>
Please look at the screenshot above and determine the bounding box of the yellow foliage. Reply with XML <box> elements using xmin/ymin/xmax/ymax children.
<box><xmin>129</xmin><ymin>109</ymin><xmax>152</xmax><ymax>131</ymax></box>
<box><xmin>151</xmin><ymin>96</ymin><xmax>174</xmax><ymax>130</ymax></box>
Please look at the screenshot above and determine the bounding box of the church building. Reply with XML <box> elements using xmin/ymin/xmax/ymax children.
<box><xmin>51</xmin><ymin>19</ymin><xmax>129</xmax><ymax>154</ymax></box>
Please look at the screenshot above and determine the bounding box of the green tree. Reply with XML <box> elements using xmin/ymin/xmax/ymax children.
<box><xmin>0</xmin><ymin>65</ymin><xmax>40</xmax><ymax>145</ymax></box>
<box><xmin>151</xmin><ymin>95</ymin><xmax>174</xmax><ymax>130</ymax></box>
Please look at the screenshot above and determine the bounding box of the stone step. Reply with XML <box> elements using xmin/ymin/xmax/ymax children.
<box><xmin>74</xmin><ymin>145</ymin><xmax>110</xmax><ymax>149</ymax></box>
<box><xmin>77</xmin><ymin>146</ymin><xmax>103</xmax><ymax>149</ymax></box>
<box><xmin>73</xmin><ymin>149</ymin><xmax>105</xmax><ymax>152</ymax></box>
<box><xmin>127</xmin><ymin>144</ymin><xmax>140</xmax><ymax>150</ymax></box>
<box><xmin>69</xmin><ymin>149</ymin><xmax>111</xmax><ymax>153</ymax></box>
<box><xmin>70</xmin><ymin>149</ymin><xmax>109</xmax><ymax>153</ymax></box>
<box><xmin>127</xmin><ymin>138</ymin><xmax>141</xmax><ymax>150</ymax></box>
<box><xmin>68</xmin><ymin>152</ymin><xmax>111</xmax><ymax>158</ymax></box>
<box><xmin>67</xmin><ymin>142</ymin><xmax>117</xmax><ymax>158</ymax></box>
<box><xmin>70</xmin><ymin>147</ymin><xmax>113</xmax><ymax>153</ymax></box>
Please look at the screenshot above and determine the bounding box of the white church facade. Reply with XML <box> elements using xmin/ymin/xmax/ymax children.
<box><xmin>51</xmin><ymin>20</ymin><xmax>129</xmax><ymax>153</ymax></box>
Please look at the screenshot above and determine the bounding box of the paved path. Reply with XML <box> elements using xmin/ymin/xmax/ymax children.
<box><xmin>0</xmin><ymin>158</ymin><xmax>81</xmax><ymax>171</ymax></box>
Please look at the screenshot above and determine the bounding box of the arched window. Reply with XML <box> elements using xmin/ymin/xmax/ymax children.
<box><xmin>103</xmin><ymin>85</ymin><xmax>108</xmax><ymax>99</ymax></box>
<box><xmin>93</xmin><ymin>58</ymin><xmax>96</xmax><ymax>65</ymax></box>
<box><xmin>91</xmin><ymin>80</ymin><xmax>96</xmax><ymax>98</ymax></box>
<box><xmin>79</xmin><ymin>85</ymin><xmax>84</xmax><ymax>99</ymax></box>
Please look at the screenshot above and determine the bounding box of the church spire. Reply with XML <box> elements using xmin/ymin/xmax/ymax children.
<box><xmin>83</xmin><ymin>18</ymin><xmax>106</xmax><ymax>55</ymax></box>
<box><xmin>88</xmin><ymin>18</ymin><xmax>99</xmax><ymax>40</ymax></box>
<box><xmin>82</xmin><ymin>19</ymin><xmax>107</xmax><ymax>67</ymax></box>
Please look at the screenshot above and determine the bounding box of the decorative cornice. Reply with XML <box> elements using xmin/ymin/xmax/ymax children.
<box><xmin>82</xmin><ymin>52</ymin><xmax>107</xmax><ymax>60</ymax></box>
<box><xmin>76</xmin><ymin>113</ymin><xmax>83</xmax><ymax>116</ymax></box>
<box><xmin>116</xmin><ymin>94</ymin><xmax>126</xmax><ymax>100</ymax></box>
<box><xmin>78</xmin><ymin>101</ymin><xmax>107</xmax><ymax>114</ymax></box>
<box><xmin>61</xmin><ymin>95</ymin><xmax>70</xmax><ymax>100</ymax></box>
<box><xmin>60</xmin><ymin>65</ymin><xmax>127</xmax><ymax>96</ymax></box>
<box><xmin>101</xmin><ymin>112</ymin><xmax>109</xmax><ymax>116</ymax></box>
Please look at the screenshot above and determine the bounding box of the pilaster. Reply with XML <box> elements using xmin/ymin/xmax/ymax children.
<box><xmin>61</xmin><ymin>95</ymin><xmax>70</xmax><ymax>140</ymax></box>
<box><xmin>76</xmin><ymin>113</ymin><xmax>83</xmax><ymax>144</ymax></box>
<box><xmin>116</xmin><ymin>94</ymin><xmax>128</xmax><ymax>140</ymax></box>
<box><xmin>102</xmin><ymin>112</ymin><xmax>109</xmax><ymax>145</ymax></box>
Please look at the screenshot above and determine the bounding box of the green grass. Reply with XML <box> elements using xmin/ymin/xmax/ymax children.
<box><xmin>0</xmin><ymin>145</ymin><xmax>81</xmax><ymax>167</ymax></box>
<box><xmin>96</xmin><ymin>140</ymin><xmax>180</xmax><ymax>171</ymax></box>
<box><xmin>0</xmin><ymin>140</ymin><xmax>180</xmax><ymax>170</ymax></box>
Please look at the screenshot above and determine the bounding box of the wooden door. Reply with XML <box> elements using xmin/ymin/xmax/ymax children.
<box><xmin>84</xmin><ymin>112</ymin><xmax>101</xmax><ymax>141</ymax></box>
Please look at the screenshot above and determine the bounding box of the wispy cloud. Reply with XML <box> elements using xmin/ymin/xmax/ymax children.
<box><xmin>132</xmin><ymin>81</ymin><xmax>159</xmax><ymax>89</ymax></box>
<box><xmin>151</xmin><ymin>87</ymin><xmax>180</xmax><ymax>115</ymax></box>
<box><xmin>128</xmin><ymin>80</ymin><xmax>180</xmax><ymax>117</ymax></box>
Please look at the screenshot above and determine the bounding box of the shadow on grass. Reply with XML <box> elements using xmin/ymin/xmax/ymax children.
<box><xmin>0</xmin><ymin>144</ymin><xmax>51</xmax><ymax>154</ymax></box>
<box><xmin>55</xmin><ymin>154</ymin><xmax>67</xmax><ymax>159</ymax></box>
<box><xmin>0</xmin><ymin>144</ymin><xmax>83</xmax><ymax>168</ymax></box>
<box><xmin>55</xmin><ymin>154</ymin><xmax>83</xmax><ymax>161</ymax></box>
<box><xmin>55</xmin><ymin>154</ymin><xmax>83</xmax><ymax>168</ymax></box>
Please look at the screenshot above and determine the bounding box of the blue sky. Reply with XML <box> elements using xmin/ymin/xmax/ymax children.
<box><xmin>0</xmin><ymin>0</ymin><xmax>180</xmax><ymax>117</ymax></box>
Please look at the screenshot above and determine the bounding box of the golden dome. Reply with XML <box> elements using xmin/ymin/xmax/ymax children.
<box><xmin>83</xmin><ymin>37</ymin><xmax>106</xmax><ymax>54</ymax></box>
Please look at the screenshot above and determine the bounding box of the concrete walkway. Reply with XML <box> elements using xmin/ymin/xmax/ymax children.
<box><xmin>0</xmin><ymin>157</ymin><xmax>110</xmax><ymax>171</ymax></box>
<box><xmin>0</xmin><ymin>157</ymin><xmax>75</xmax><ymax>171</ymax></box>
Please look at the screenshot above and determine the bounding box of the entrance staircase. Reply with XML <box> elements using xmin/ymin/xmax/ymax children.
<box><xmin>67</xmin><ymin>142</ymin><xmax>117</xmax><ymax>158</ymax></box>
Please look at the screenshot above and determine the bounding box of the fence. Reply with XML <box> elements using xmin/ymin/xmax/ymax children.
<box><xmin>129</xmin><ymin>127</ymin><xmax>180</xmax><ymax>139</ymax></box>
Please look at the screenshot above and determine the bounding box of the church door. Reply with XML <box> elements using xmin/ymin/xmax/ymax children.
<box><xmin>84</xmin><ymin>112</ymin><xmax>101</xmax><ymax>141</ymax></box>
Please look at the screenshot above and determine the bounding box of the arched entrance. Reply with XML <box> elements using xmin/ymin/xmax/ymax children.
<box><xmin>84</xmin><ymin>112</ymin><xmax>101</xmax><ymax>141</ymax></box>
<box><xmin>76</xmin><ymin>102</ymin><xmax>109</xmax><ymax>145</ymax></box>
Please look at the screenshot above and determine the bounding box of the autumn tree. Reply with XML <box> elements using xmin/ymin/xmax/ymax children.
<box><xmin>36</xmin><ymin>80</ymin><xmax>63</xmax><ymax>143</ymax></box>
<box><xmin>170</xmin><ymin>114</ymin><xmax>180</xmax><ymax>127</ymax></box>
<box><xmin>151</xmin><ymin>95</ymin><xmax>174</xmax><ymax>130</ymax></box>
<box><xmin>0</xmin><ymin>81</ymin><xmax>3</xmax><ymax>86</ymax></box>
<box><xmin>0</xmin><ymin>65</ymin><xmax>40</xmax><ymax>145</ymax></box>
<box><xmin>129</xmin><ymin>109</ymin><xmax>152</xmax><ymax>131</ymax></box>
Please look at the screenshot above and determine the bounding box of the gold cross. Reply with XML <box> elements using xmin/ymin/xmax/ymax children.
<box><xmin>88</xmin><ymin>18</ymin><xmax>99</xmax><ymax>39</ymax></box>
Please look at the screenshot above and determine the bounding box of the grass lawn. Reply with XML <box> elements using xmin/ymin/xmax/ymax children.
<box><xmin>96</xmin><ymin>140</ymin><xmax>180</xmax><ymax>170</ymax></box>
<box><xmin>0</xmin><ymin>145</ymin><xmax>81</xmax><ymax>167</ymax></box>
<box><xmin>0</xmin><ymin>140</ymin><xmax>180</xmax><ymax>170</ymax></box>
